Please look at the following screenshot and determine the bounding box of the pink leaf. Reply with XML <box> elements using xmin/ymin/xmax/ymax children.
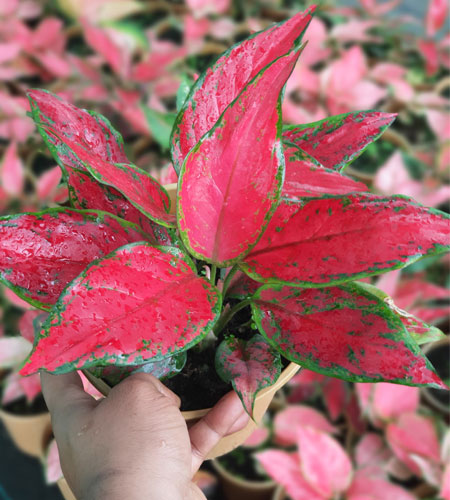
<box><xmin>0</xmin><ymin>336</ymin><xmax>32</xmax><ymax>368</ymax></box>
<box><xmin>418</xmin><ymin>40</ymin><xmax>440</xmax><ymax>76</ymax></box>
<box><xmin>323</xmin><ymin>378</ymin><xmax>347</xmax><ymax>421</ymax></box>
<box><xmin>256</xmin><ymin>450</ymin><xmax>324</xmax><ymax>500</ymax></box>
<box><xmin>178</xmin><ymin>50</ymin><xmax>300</xmax><ymax>265</ymax></box>
<box><xmin>359</xmin><ymin>0</ymin><xmax>400</xmax><ymax>16</ymax></box>
<box><xmin>36</xmin><ymin>166</ymin><xmax>62</xmax><ymax>199</ymax></box>
<box><xmin>355</xmin><ymin>433</ymin><xmax>392</xmax><ymax>478</ymax></box>
<box><xmin>243</xmin><ymin>426</ymin><xmax>269</xmax><ymax>447</ymax></box>
<box><xmin>19</xmin><ymin>372</ymin><xmax>42</xmax><ymax>402</ymax></box>
<box><xmin>347</xmin><ymin>472</ymin><xmax>416</xmax><ymax>500</ymax></box>
<box><xmin>297</xmin><ymin>426</ymin><xmax>353</xmax><ymax>498</ymax></box>
<box><xmin>372</xmin><ymin>383</ymin><xmax>419</xmax><ymax>421</ymax></box>
<box><xmin>18</xmin><ymin>310</ymin><xmax>44</xmax><ymax>343</ymax></box>
<box><xmin>45</xmin><ymin>439</ymin><xmax>63</xmax><ymax>484</ymax></box>
<box><xmin>1</xmin><ymin>142</ymin><xmax>24</xmax><ymax>196</ymax></box>
<box><xmin>172</xmin><ymin>7</ymin><xmax>315</xmax><ymax>171</ymax></box>
<box><xmin>441</xmin><ymin>463</ymin><xmax>450</xmax><ymax>500</ymax></box>
<box><xmin>1</xmin><ymin>372</ymin><xmax>25</xmax><ymax>405</ymax></box>
<box><xmin>274</xmin><ymin>405</ymin><xmax>337</xmax><ymax>446</ymax></box>
<box><xmin>426</xmin><ymin>0</ymin><xmax>449</xmax><ymax>37</ymax></box>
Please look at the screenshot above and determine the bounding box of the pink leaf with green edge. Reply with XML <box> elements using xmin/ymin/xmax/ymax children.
<box><xmin>0</xmin><ymin>337</ymin><xmax>32</xmax><ymax>369</ymax></box>
<box><xmin>251</xmin><ymin>282</ymin><xmax>446</xmax><ymax>388</ymax></box>
<box><xmin>171</xmin><ymin>8</ymin><xmax>315</xmax><ymax>172</ymax></box>
<box><xmin>256</xmin><ymin>450</ymin><xmax>324</xmax><ymax>500</ymax></box>
<box><xmin>357</xmin><ymin>282</ymin><xmax>447</xmax><ymax>345</ymax></box>
<box><xmin>45</xmin><ymin>439</ymin><xmax>63</xmax><ymax>484</ymax></box>
<box><xmin>27</xmin><ymin>89</ymin><xmax>127</xmax><ymax>169</ymax></box>
<box><xmin>372</xmin><ymin>383</ymin><xmax>419</xmax><ymax>422</ymax></box>
<box><xmin>178</xmin><ymin>50</ymin><xmax>301</xmax><ymax>266</ymax></box>
<box><xmin>282</xmin><ymin>144</ymin><xmax>368</xmax><ymax>199</ymax></box>
<box><xmin>283</xmin><ymin>111</ymin><xmax>396</xmax><ymax>172</ymax></box>
<box><xmin>297</xmin><ymin>426</ymin><xmax>353</xmax><ymax>498</ymax></box>
<box><xmin>44</xmin><ymin>128</ymin><xmax>175</xmax><ymax>228</ymax></box>
<box><xmin>386</xmin><ymin>413</ymin><xmax>441</xmax><ymax>475</ymax></box>
<box><xmin>215</xmin><ymin>334</ymin><xmax>281</xmax><ymax>417</ymax></box>
<box><xmin>347</xmin><ymin>472</ymin><xmax>415</xmax><ymax>500</ymax></box>
<box><xmin>0</xmin><ymin>208</ymin><xmax>147</xmax><ymax>310</ymax></box>
<box><xmin>20</xmin><ymin>243</ymin><xmax>221</xmax><ymax>375</ymax></box>
<box><xmin>274</xmin><ymin>405</ymin><xmax>337</xmax><ymax>446</ymax></box>
<box><xmin>240</xmin><ymin>194</ymin><xmax>450</xmax><ymax>287</ymax></box>
<box><xmin>66</xmin><ymin>168</ymin><xmax>174</xmax><ymax>246</ymax></box>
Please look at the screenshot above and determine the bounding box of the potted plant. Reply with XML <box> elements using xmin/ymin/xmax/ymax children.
<box><xmin>0</xmin><ymin>6</ymin><xmax>448</xmax><ymax>460</ymax></box>
<box><xmin>0</xmin><ymin>310</ymin><xmax>50</xmax><ymax>457</ymax></box>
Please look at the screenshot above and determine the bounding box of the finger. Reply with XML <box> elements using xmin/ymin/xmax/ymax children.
<box><xmin>189</xmin><ymin>391</ymin><xmax>248</xmax><ymax>473</ymax></box>
<box><xmin>41</xmin><ymin>371</ymin><xmax>97</xmax><ymax>419</ymax></box>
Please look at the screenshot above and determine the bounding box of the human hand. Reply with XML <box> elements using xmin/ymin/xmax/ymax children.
<box><xmin>41</xmin><ymin>371</ymin><xmax>249</xmax><ymax>500</ymax></box>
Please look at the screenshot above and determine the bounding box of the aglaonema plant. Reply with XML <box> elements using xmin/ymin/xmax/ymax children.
<box><xmin>1</xmin><ymin>7</ymin><xmax>449</xmax><ymax>418</ymax></box>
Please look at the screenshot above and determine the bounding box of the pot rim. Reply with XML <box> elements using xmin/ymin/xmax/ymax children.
<box><xmin>0</xmin><ymin>406</ymin><xmax>50</xmax><ymax>421</ymax></box>
<box><xmin>212</xmin><ymin>456</ymin><xmax>276</xmax><ymax>489</ymax></box>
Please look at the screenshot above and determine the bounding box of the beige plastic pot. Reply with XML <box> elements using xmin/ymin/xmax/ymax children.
<box><xmin>212</xmin><ymin>458</ymin><xmax>276</xmax><ymax>500</ymax></box>
<box><xmin>272</xmin><ymin>486</ymin><xmax>286</xmax><ymax>500</ymax></box>
<box><xmin>0</xmin><ymin>407</ymin><xmax>51</xmax><ymax>457</ymax></box>
<box><xmin>84</xmin><ymin>362</ymin><xmax>299</xmax><ymax>459</ymax></box>
<box><xmin>57</xmin><ymin>478</ymin><xmax>77</xmax><ymax>500</ymax></box>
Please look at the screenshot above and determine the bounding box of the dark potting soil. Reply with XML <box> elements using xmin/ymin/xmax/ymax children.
<box><xmin>164</xmin><ymin>344</ymin><xmax>232</xmax><ymax>411</ymax></box>
<box><xmin>3</xmin><ymin>394</ymin><xmax>48</xmax><ymax>415</ymax></box>
<box><xmin>426</xmin><ymin>343</ymin><xmax>450</xmax><ymax>406</ymax></box>
<box><xmin>217</xmin><ymin>446</ymin><xmax>270</xmax><ymax>482</ymax></box>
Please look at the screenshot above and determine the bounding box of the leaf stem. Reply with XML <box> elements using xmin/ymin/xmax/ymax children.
<box><xmin>222</xmin><ymin>265</ymin><xmax>238</xmax><ymax>297</ymax></box>
<box><xmin>210</xmin><ymin>265</ymin><xmax>217</xmax><ymax>285</ymax></box>
<box><xmin>213</xmin><ymin>298</ymin><xmax>252</xmax><ymax>336</ymax></box>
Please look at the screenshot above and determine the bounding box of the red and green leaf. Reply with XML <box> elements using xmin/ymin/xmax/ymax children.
<box><xmin>226</xmin><ymin>271</ymin><xmax>261</xmax><ymax>299</ymax></box>
<box><xmin>357</xmin><ymin>282</ymin><xmax>446</xmax><ymax>345</ymax></box>
<box><xmin>178</xmin><ymin>50</ymin><xmax>301</xmax><ymax>266</ymax></box>
<box><xmin>171</xmin><ymin>8</ymin><xmax>315</xmax><ymax>172</ymax></box>
<box><xmin>20</xmin><ymin>243</ymin><xmax>221</xmax><ymax>375</ymax></box>
<box><xmin>251</xmin><ymin>282</ymin><xmax>446</xmax><ymax>387</ymax></box>
<box><xmin>43</xmin><ymin>129</ymin><xmax>175</xmax><ymax>228</ymax></box>
<box><xmin>215</xmin><ymin>334</ymin><xmax>281</xmax><ymax>417</ymax></box>
<box><xmin>0</xmin><ymin>209</ymin><xmax>147</xmax><ymax>310</ymax></box>
<box><xmin>28</xmin><ymin>89</ymin><xmax>128</xmax><ymax>169</ymax></box>
<box><xmin>283</xmin><ymin>111</ymin><xmax>396</xmax><ymax>172</ymax></box>
<box><xmin>241</xmin><ymin>194</ymin><xmax>450</xmax><ymax>287</ymax></box>
<box><xmin>283</xmin><ymin>144</ymin><xmax>368</xmax><ymax>199</ymax></box>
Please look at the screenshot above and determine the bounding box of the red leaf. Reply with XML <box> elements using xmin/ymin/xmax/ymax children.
<box><xmin>66</xmin><ymin>168</ymin><xmax>174</xmax><ymax>246</ymax></box>
<box><xmin>274</xmin><ymin>405</ymin><xmax>337</xmax><ymax>446</ymax></box>
<box><xmin>283</xmin><ymin>145</ymin><xmax>368</xmax><ymax>199</ymax></box>
<box><xmin>297</xmin><ymin>426</ymin><xmax>353</xmax><ymax>498</ymax></box>
<box><xmin>241</xmin><ymin>194</ymin><xmax>450</xmax><ymax>287</ymax></box>
<box><xmin>226</xmin><ymin>271</ymin><xmax>260</xmax><ymax>299</ymax></box>
<box><xmin>27</xmin><ymin>90</ymin><xmax>127</xmax><ymax>168</ymax></box>
<box><xmin>323</xmin><ymin>378</ymin><xmax>347</xmax><ymax>421</ymax></box>
<box><xmin>215</xmin><ymin>334</ymin><xmax>281</xmax><ymax>417</ymax></box>
<box><xmin>178</xmin><ymin>50</ymin><xmax>301</xmax><ymax>265</ymax></box>
<box><xmin>256</xmin><ymin>450</ymin><xmax>323</xmax><ymax>500</ymax></box>
<box><xmin>21</xmin><ymin>243</ymin><xmax>221</xmax><ymax>375</ymax></box>
<box><xmin>0</xmin><ymin>209</ymin><xmax>147</xmax><ymax>309</ymax></box>
<box><xmin>171</xmin><ymin>7</ymin><xmax>315</xmax><ymax>171</ymax></box>
<box><xmin>426</xmin><ymin>0</ymin><xmax>449</xmax><ymax>37</ymax></box>
<box><xmin>251</xmin><ymin>283</ymin><xmax>446</xmax><ymax>387</ymax></box>
<box><xmin>283</xmin><ymin>111</ymin><xmax>396</xmax><ymax>171</ymax></box>
<box><xmin>45</xmin><ymin>129</ymin><xmax>175</xmax><ymax>228</ymax></box>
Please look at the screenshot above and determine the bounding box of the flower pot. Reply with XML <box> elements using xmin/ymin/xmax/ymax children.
<box><xmin>0</xmin><ymin>407</ymin><xmax>51</xmax><ymax>457</ymax></box>
<box><xmin>272</xmin><ymin>486</ymin><xmax>286</xmax><ymax>500</ymax></box>
<box><xmin>83</xmin><ymin>362</ymin><xmax>299</xmax><ymax>459</ymax></box>
<box><xmin>212</xmin><ymin>458</ymin><xmax>276</xmax><ymax>500</ymax></box>
<box><xmin>57</xmin><ymin>478</ymin><xmax>77</xmax><ymax>500</ymax></box>
<box><xmin>421</xmin><ymin>336</ymin><xmax>450</xmax><ymax>415</ymax></box>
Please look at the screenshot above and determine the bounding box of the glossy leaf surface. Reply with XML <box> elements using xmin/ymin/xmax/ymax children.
<box><xmin>66</xmin><ymin>168</ymin><xmax>174</xmax><ymax>245</ymax></box>
<box><xmin>133</xmin><ymin>352</ymin><xmax>187</xmax><ymax>380</ymax></box>
<box><xmin>21</xmin><ymin>243</ymin><xmax>221</xmax><ymax>375</ymax></box>
<box><xmin>28</xmin><ymin>89</ymin><xmax>127</xmax><ymax>169</ymax></box>
<box><xmin>178</xmin><ymin>51</ymin><xmax>300</xmax><ymax>265</ymax></box>
<box><xmin>283</xmin><ymin>111</ymin><xmax>396</xmax><ymax>171</ymax></box>
<box><xmin>251</xmin><ymin>282</ymin><xmax>445</xmax><ymax>387</ymax></box>
<box><xmin>357</xmin><ymin>282</ymin><xmax>446</xmax><ymax>345</ymax></box>
<box><xmin>43</xmin><ymin>129</ymin><xmax>175</xmax><ymax>228</ymax></box>
<box><xmin>215</xmin><ymin>334</ymin><xmax>281</xmax><ymax>417</ymax></box>
<box><xmin>283</xmin><ymin>145</ymin><xmax>368</xmax><ymax>199</ymax></box>
<box><xmin>171</xmin><ymin>8</ymin><xmax>314</xmax><ymax>172</ymax></box>
<box><xmin>226</xmin><ymin>271</ymin><xmax>260</xmax><ymax>299</ymax></box>
<box><xmin>241</xmin><ymin>194</ymin><xmax>450</xmax><ymax>287</ymax></box>
<box><xmin>0</xmin><ymin>209</ymin><xmax>146</xmax><ymax>309</ymax></box>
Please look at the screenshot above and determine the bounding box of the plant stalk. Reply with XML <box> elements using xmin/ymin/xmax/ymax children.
<box><xmin>222</xmin><ymin>265</ymin><xmax>238</xmax><ymax>296</ymax></box>
<box><xmin>213</xmin><ymin>298</ymin><xmax>252</xmax><ymax>336</ymax></box>
<box><xmin>210</xmin><ymin>265</ymin><xmax>217</xmax><ymax>285</ymax></box>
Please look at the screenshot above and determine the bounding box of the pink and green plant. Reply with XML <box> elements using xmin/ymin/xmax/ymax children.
<box><xmin>0</xmin><ymin>7</ymin><xmax>448</xmax><ymax>417</ymax></box>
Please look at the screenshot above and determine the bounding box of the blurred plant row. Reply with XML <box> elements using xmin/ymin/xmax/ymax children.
<box><xmin>0</xmin><ymin>0</ymin><xmax>448</xmax><ymax>498</ymax></box>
